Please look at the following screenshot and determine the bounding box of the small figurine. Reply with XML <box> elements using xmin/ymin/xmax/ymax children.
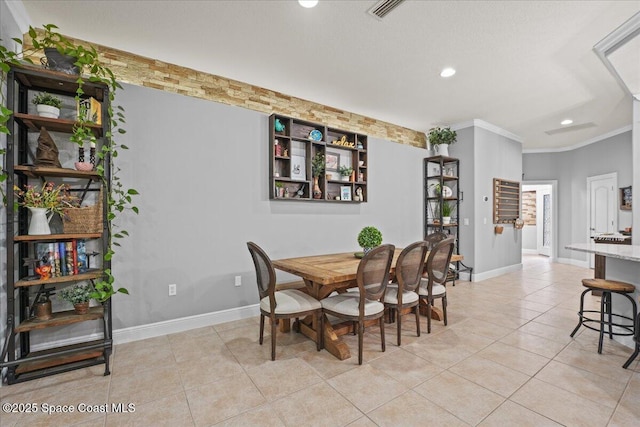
<box><xmin>283</xmin><ymin>148</ymin><xmax>289</xmax><ymax>157</ymax></box>
<box><xmin>275</xmin><ymin>118</ymin><xmax>285</xmax><ymax>133</ymax></box>
<box><xmin>35</xmin><ymin>264</ymin><xmax>52</xmax><ymax>280</ymax></box>
<box><xmin>354</xmin><ymin>187</ymin><xmax>363</xmax><ymax>202</ymax></box>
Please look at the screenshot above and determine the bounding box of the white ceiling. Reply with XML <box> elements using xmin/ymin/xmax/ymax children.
<box><xmin>18</xmin><ymin>0</ymin><xmax>640</xmax><ymax>150</ymax></box>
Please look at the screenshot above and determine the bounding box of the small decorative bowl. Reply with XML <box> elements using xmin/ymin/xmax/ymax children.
<box><xmin>359</xmin><ymin>161</ymin><xmax>365</xmax><ymax>166</ymax></box>
<box><xmin>75</xmin><ymin>162</ymin><xmax>94</xmax><ymax>171</ymax></box>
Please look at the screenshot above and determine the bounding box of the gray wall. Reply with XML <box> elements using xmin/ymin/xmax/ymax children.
<box><xmin>451</xmin><ymin>125</ymin><xmax>522</xmax><ymax>277</ymax></box>
<box><xmin>110</xmin><ymin>83</ymin><xmax>428</xmax><ymax>329</ymax></box>
<box><xmin>523</xmin><ymin>130</ymin><xmax>632</xmax><ymax>261</ymax></box>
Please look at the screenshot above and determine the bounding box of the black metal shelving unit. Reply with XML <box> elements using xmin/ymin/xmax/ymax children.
<box><xmin>424</xmin><ymin>155</ymin><xmax>473</xmax><ymax>283</ymax></box>
<box><xmin>1</xmin><ymin>65</ymin><xmax>112</xmax><ymax>384</ymax></box>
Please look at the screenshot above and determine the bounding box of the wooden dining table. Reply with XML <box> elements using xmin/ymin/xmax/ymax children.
<box><xmin>272</xmin><ymin>249</ymin><xmax>463</xmax><ymax>360</ymax></box>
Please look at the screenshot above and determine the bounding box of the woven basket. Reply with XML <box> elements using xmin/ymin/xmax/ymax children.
<box><xmin>63</xmin><ymin>190</ymin><xmax>103</xmax><ymax>234</ymax></box>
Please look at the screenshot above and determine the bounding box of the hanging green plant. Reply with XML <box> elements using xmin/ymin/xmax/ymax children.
<box><xmin>1</xmin><ymin>24</ymin><xmax>139</xmax><ymax>302</ymax></box>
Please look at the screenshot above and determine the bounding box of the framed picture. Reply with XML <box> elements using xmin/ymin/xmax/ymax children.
<box><xmin>341</xmin><ymin>186</ymin><xmax>352</xmax><ymax>201</ymax></box>
<box><xmin>326</xmin><ymin>151</ymin><xmax>340</xmax><ymax>171</ymax></box>
<box><xmin>620</xmin><ymin>186</ymin><xmax>632</xmax><ymax>210</ymax></box>
<box><xmin>290</xmin><ymin>155</ymin><xmax>306</xmax><ymax>181</ymax></box>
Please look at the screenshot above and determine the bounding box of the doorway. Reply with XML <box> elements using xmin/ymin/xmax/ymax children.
<box><xmin>586</xmin><ymin>172</ymin><xmax>617</xmax><ymax>268</ymax></box>
<box><xmin>522</xmin><ymin>183</ymin><xmax>555</xmax><ymax>259</ymax></box>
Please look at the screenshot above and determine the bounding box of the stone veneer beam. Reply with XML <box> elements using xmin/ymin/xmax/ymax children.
<box><xmin>24</xmin><ymin>30</ymin><xmax>426</xmax><ymax>148</ymax></box>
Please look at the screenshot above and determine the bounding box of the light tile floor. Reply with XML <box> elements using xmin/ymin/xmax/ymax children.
<box><xmin>2</xmin><ymin>255</ymin><xmax>639</xmax><ymax>426</ymax></box>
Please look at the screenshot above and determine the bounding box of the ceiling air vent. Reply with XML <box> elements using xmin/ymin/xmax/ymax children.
<box><xmin>367</xmin><ymin>0</ymin><xmax>406</xmax><ymax>20</ymax></box>
<box><xmin>544</xmin><ymin>122</ymin><xmax>597</xmax><ymax>135</ymax></box>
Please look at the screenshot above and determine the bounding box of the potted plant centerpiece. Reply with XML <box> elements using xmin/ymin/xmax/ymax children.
<box><xmin>311</xmin><ymin>152</ymin><xmax>325</xmax><ymax>199</ymax></box>
<box><xmin>339</xmin><ymin>165</ymin><xmax>353</xmax><ymax>182</ymax></box>
<box><xmin>58</xmin><ymin>283</ymin><xmax>93</xmax><ymax>314</ymax></box>
<box><xmin>428</xmin><ymin>126</ymin><xmax>457</xmax><ymax>157</ymax></box>
<box><xmin>357</xmin><ymin>226</ymin><xmax>383</xmax><ymax>256</ymax></box>
<box><xmin>32</xmin><ymin>92</ymin><xmax>63</xmax><ymax>119</ymax></box>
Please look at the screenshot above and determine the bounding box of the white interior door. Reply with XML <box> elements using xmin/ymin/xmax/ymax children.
<box><xmin>537</xmin><ymin>186</ymin><xmax>552</xmax><ymax>256</ymax></box>
<box><xmin>587</xmin><ymin>173</ymin><xmax>617</xmax><ymax>268</ymax></box>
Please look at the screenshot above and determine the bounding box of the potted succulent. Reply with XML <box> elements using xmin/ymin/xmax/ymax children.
<box><xmin>58</xmin><ymin>283</ymin><xmax>93</xmax><ymax>314</ymax></box>
<box><xmin>358</xmin><ymin>226</ymin><xmax>383</xmax><ymax>255</ymax></box>
<box><xmin>311</xmin><ymin>152</ymin><xmax>325</xmax><ymax>199</ymax></box>
<box><xmin>428</xmin><ymin>127</ymin><xmax>457</xmax><ymax>157</ymax></box>
<box><xmin>442</xmin><ymin>202</ymin><xmax>453</xmax><ymax>225</ymax></box>
<box><xmin>32</xmin><ymin>92</ymin><xmax>63</xmax><ymax>119</ymax></box>
<box><xmin>339</xmin><ymin>165</ymin><xmax>353</xmax><ymax>182</ymax></box>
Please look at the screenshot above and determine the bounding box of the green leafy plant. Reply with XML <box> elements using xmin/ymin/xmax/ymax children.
<box><xmin>58</xmin><ymin>283</ymin><xmax>93</xmax><ymax>305</ymax></box>
<box><xmin>441</xmin><ymin>201</ymin><xmax>452</xmax><ymax>217</ymax></box>
<box><xmin>428</xmin><ymin>127</ymin><xmax>457</xmax><ymax>146</ymax></box>
<box><xmin>311</xmin><ymin>152</ymin><xmax>325</xmax><ymax>177</ymax></box>
<box><xmin>275</xmin><ymin>182</ymin><xmax>284</xmax><ymax>188</ymax></box>
<box><xmin>32</xmin><ymin>92</ymin><xmax>62</xmax><ymax>109</ymax></box>
<box><xmin>1</xmin><ymin>24</ymin><xmax>139</xmax><ymax>302</ymax></box>
<box><xmin>357</xmin><ymin>226</ymin><xmax>383</xmax><ymax>249</ymax></box>
<box><xmin>339</xmin><ymin>165</ymin><xmax>353</xmax><ymax>177</ymax></box>
<box><xmin>14</xmin><ymin>182</ymin><xmax>77</xmax><ymax>215</ymax></box>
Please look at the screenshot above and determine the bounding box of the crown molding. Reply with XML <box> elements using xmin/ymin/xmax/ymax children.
<box><xmin>4</xmin><ymin>0</ymin><xmax>32</xmax><ymax>35</ymax></box>
<box><xmin>450</xmin><ymin>119</ymin><xmax>523</xmax><ymax>143</ymax></box>
<box><xmin>522</xmin><ymin>125</ymin><xmax>632</xmax><ymax>154</ymax></box>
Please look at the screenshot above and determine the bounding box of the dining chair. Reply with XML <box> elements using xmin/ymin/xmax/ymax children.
<box><xmin>418</xmin><ymin>237</ymin><xmax>455</xmax><ymax>333</ymax></box>
<box><xmin>247</xmin><ymin>242</ymin><xmax>323</xmax><ymax>360</ymax></box>
<box><xmin>384</xmin><ymin>241</ymin><xmax>429</xmax><ymax>346</ymax></box>
<box><xmin>321</xmin><ymin>244</ymin><xmax>395</xmax><ymax>365</ymax></box>
<box><xmin>424</xmin><ymin>231</ymin><xmax>448</xmax><ymax>250</ymax></box>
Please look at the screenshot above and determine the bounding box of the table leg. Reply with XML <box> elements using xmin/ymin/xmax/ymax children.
<box><xmin>298</xmin><ymin>313</ymin><xmax>351</xmax><ymax>360</ymax></box>
<box><xmin>418</xmin><ymin>299</ymin><xmax>444</xmax><ymax>321</ymax></box>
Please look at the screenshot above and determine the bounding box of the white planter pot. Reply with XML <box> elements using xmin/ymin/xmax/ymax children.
<box><xmin>442</xmin><ymin>216</ymin><xmax>451</xmax><ymax>225</ymax></box>
<box><xmin>36</xmin><ymin>104</ymin><xmax>60</xmax><ymax>119</ymax></box>
<box><xmin>341</xmin><ymin>175</ymin><xmax>350</xmax><ymax>182</ymax></box>
<box><xmin>434</xmin><ymin>144</ymin><xmax>449</xmax><ymax>157</ymax></box>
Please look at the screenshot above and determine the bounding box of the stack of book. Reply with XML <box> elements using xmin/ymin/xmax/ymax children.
<box><xmin>35</xmin><ymin>239</ymin><xmax>89</xmax><ymax>277</ymax></box>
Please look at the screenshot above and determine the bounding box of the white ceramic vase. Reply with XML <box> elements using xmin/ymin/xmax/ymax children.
<box><xmin>28</xmin><ymin>207</ymin><xmax>53</xmax><ymax>235</ymax></box>
<box><xmin>435</xmin><ymin>144</ymin><xmax>449</xmax><ymax>157</ymax></box>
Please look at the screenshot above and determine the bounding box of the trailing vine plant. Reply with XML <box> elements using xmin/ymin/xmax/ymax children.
<box><xmin>1</xmin><ymin>24</ymin><xmax>139</xmax><ymax>302</ymax></box>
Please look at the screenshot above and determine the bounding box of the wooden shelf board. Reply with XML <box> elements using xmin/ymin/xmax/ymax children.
<box><xmin>15</xmin><ymin>269</ymin><xmax>103</xmax><ymax>288</ymax></box>
<box><xmin>14</xmin><ymin>233</ymin><xmax>102</xmax><ymax>242</ymax></box>
<box><xmin>16</xmin><ymin>306</ymin><xmax>104</xmax><ymax>332</ymax></box>
<box><xmin>15</xmin><ymin>340</ymin><xmax>106</xmax><ymax>374</ymax></box>
<box><xmin>13</xmin><ymin>164</ymin><xmax>100</xmax><ymax>180</ymax></box>
<box><xmin>14</xmin><ymin>113</ymin><xmax>103</xmax><ymax>137</ymax></box>
<box><xmin>13</xmin><ymin>65</ymin><xmax>106</xmax><ymax>100</ymax></box>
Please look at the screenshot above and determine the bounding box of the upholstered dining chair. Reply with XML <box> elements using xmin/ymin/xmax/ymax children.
<box><xmin>418</xmin><ymin>237</ymin><xmax>455</xmax><ymax>333</ymax></box>
<box><xmin>247</xmin><ymin>242</ymin><xmax>323</xmax><ymax>360</ymax></box>
<box><xmin>321</xmin><ymin>244</ymin><xmax>395</xmax><ymax>365</ymax></box>
<box><xmin>384</xmin><ymin>241</ymin><xmax>429</xmax><ymax>346</ymax></box>
<box><xmin>424</xmin><ymin>231</ymin><xmax>448</xmax><ymax>250</ymax></box>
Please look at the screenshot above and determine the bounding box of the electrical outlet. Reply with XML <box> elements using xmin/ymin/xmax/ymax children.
<box><xmin>234</xmin><ymin>276</ymin><xmax>242</xmax><ymax>287</ymax></box>
<box><xmin>168</xmin><ymin>284</ymin><xmax>177</xmax><ymax>296</ymax></box>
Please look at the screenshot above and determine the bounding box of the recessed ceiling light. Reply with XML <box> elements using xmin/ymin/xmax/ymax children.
<box><xmin>561</xmin><ymin>119</ymin><xmax>573</xmax><ymax>125</ymax></box>
<box><xmin>298</xmin><ymin>0</ymin><xmax>318</xmax><ymax>8</ymax></box>
<box><xmin>440</xmin><ymin>68</ymin><xmax>456</xmax><ymax>78</ymax></box>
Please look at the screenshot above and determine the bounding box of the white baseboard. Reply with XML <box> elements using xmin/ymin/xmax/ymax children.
<box><xmin>113</xmin><ymin>303</ymin><xmax>260</xmax><ymax>345</ymax></box>
<box><xmin>556</xmin><ymin>257</ymin><xmax>589</xmax><ymax>269</ymax></box>
<box><xmin>522</xmin><ymin>249</ymin><xmax>538</xmax><ymax>254</ymax></box>
<box><xmin>472</xmin><ymin>263</ymin><xmax>523</xmax><ymax>282</ymax></box>
<box><xmin>27</xmin><ymin>303</ymin><xmax>260</xmax><ymax>352</ymax></box>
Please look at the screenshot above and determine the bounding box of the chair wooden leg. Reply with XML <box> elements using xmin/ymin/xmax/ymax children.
<box><xmin>259</xmin><ymin>314</ymin><xmax>265</xmax><ymax>345</ymax></box>
<box><xmin>318</xmin><ymin>311</ymin><xmax>324</xmax><ymax>350</ymax></box>
<box><xmin>358</xmin><ymin>322</ymin><xmax>364</xmax><ymax>365</ymax></box>
<box><xmin>271</xmin><ymin>316</ymin><xmax>277</xmax><ymax>361</ymax></box>
<box><xmin>396</xmin><ymin>307</ymin><xmax>402</xmax><ymax>346</ymax></box>
<box><xmin>443</xmin><ymin>295</ymin><xmax>448</xmax><ymax>326</ymax></box>
<box><xmin>415</xmin><ymin>305</ymin><xmax>421</xmax><ymax>337</ymax></box>
<box><xmin>380</xmin><ymin>316</ymin><xmax>386</xmax><ymax>352</ymax></box>
<box><xmin>427</xmin><ymin>299</ymin><xmax>432</xmax><ymax>334</ymax></box>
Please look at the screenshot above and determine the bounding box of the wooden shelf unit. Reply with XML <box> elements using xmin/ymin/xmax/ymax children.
<box><xmin>424</xmin><ymin>155</ymin><xmax>473</xmax><ymax>283</ymax></box>
<box><xmin>269</xmin><ymin>114</ymin><xmax>368</xmax><ymax>203</ymax></box>
<box><xmin>493</xmin><ymin>178</ymin><xmax>521</xmax><ymax>224</ymax></box>
<box><xmin>2</xmin><ymin>65</ymin><xmax>112</xmax><ymax>384</ymax></box>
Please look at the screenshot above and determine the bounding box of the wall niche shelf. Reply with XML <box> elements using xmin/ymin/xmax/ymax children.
<box><xmin>493</xmin><ymin>178</ymin><xmax>521</xmax><ymax>224</ymax></box>
<box><xmin>269</xmin><ymin>114</ymin><xmax>368</xmax><ymax>203</ymax></box>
